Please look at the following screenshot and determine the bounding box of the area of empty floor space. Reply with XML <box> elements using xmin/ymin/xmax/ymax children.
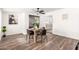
<box><xmin>0</xmin><ymin>33</ymin><xmax>79</xmax><ymax>50</ymax></box>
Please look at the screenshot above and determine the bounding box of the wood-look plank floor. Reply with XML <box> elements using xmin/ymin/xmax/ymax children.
<box><xmin>0</xmin><ymin>33</ymin><xmax>79</xmax><ymax>50</ymax></box>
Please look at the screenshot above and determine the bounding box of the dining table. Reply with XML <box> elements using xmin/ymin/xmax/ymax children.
<box><xmin>27</xmin><ymin>28</ymin><xmax>41</xmax><ymax>43</ymax></box>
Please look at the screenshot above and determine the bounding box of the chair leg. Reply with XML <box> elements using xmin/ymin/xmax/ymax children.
<box><xmin>26</xmin><ymin>35</ymin><xmax>30</xmax><ymax>43</ymax></box>
<box><xmin>29</xmin><ymin>36</ymin><xmax>30</xmax><ymax>43</ymax></box>
<box><xmin>43</xmin><ymin>35</ymin><xmax>47</xmax><ymax>42</ymax></box>
<box><xmin>45</xmin><ymin>35</ymin><xmax>48</xmax><ymax>42</ymax></box>
<box><xmin>36</xmin><ymin>36</ymin><xmax>38</xmax><ymax>43</ymax></box>
<box><xmin>41</xmin><ymin>36</ymin><xmax>43</xmax><ymax>43</ymax></box>
<box><xmin>36</xmin><ymin>36</ymin><xmax>37</xmax><ymax>43</ymax></box>
<box><xmin>26</xmin><ymin>34</ymin><xmax>27</xmax><ymax>40</ymax></box>
<box><xmin>32</xmin><ymin>35</ymin><xmax>33</xmax><ymax>39</ymax></box>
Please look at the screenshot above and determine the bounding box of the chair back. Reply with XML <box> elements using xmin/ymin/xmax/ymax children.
<box><xmin>27</xmin><ymin>29</ymin><xmax>34</xmax><ymax>35</ymax></box>
<box><xmin>41</xmin><ymin>27</ymin><xmax>46</xmax><ymax>35</ymax></box>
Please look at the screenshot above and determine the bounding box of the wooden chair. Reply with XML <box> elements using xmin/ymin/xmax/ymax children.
<box><xmin>40</xmin><ymin>28</ymin><xmax>47</xmax><ymax>43</ymax></box>
<box><xmin>36</xmin><ymin>27</ymin><xmax>47</xmax><ymax>43</ymax></box>
<box><xmin>27</xmin><ymin>29</ymin><xmax>34</xmax><ymax>43</ymax></box>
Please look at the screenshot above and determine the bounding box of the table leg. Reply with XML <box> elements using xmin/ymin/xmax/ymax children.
<box><xmin>34</xmin><ymin>30</ymin><xmax>36</xmax><ymax>43</ymax></box>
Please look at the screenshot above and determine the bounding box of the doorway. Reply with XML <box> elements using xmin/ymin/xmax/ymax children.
<box><xmin>29</xmin><ymin>15</ymin><xmax>40</xmax><ymax>28</ymax></box>
<box><xmin>47</xmin><ymin>16</ymin><xmax>53</xmax><ymax>33</ymax></box>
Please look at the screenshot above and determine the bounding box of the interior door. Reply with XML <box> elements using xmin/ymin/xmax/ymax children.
<box><xmin>40</xmin><ymin>15</ymin><xmax>53</xmax><ymax>33</ymax></box>
<box><xmin>47</xmin><ymin>16</ymin><xmax>53</xmax><ymax>33</ymax></box>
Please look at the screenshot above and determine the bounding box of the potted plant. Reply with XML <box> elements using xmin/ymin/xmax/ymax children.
<box><xmin>33</xmin><ymin>22</ymin><xmax>37</xmax><ymax>29</ymax></box>
<box><xmin>2</xmin><ymin>26</ymin><xmax>7</xmax><ymax>37</ymax></box>
<box><xmin>33</xmin><ymin>22</ymin><xmax>39</xmax><ymax>29</ymax></box>
<box><xmin>33</xmin><ymin>17</ymin><xmax>39</xmax><ymax>28</ymax></box>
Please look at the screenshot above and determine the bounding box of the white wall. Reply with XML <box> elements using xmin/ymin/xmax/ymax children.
<box><xmin>49</xmin><ymin>9</ymin><xmax>79</xmax><ymax>40</ymax></box>
<box><xmin>40</xmin><ymin>15</ymin><xmax>52</xmax><ymax>28</ymax></box>
<box><xmin>2</xmin><ymin>8</ymin><xmax>79</xmax><ymax>40</ymax></box>
<box><xmin>0</xmin><ymin>9</ymin><xmax>2</xmax><ymax>40</ymax></box>
<box><xmin>2</xmin><ymin>9</ymin><xmax>29</xmax><ymax>35</ymax></box>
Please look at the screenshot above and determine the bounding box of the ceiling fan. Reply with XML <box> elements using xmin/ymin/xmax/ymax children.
<box><xmin>33</xmin><ymin>8</ymin><xmax>45</xmax><ymax>14</ymax></box>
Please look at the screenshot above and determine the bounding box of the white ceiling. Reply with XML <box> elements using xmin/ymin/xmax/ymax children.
<box><xmin>2</xmin><ymin>8</ymin><xmax>62</xmax><ymax>13</ymax></box>
<box><xmin>31</xmin><ymin>8</ymin><xmax>62</xmax><ymax>13</ymax></box>
<box><xmin>2</xmin><ymin>8</ymin><xmax>26</xmax><ymax>13</ymax></box>
<box><xmin>39</xmin><ymin>8</ymin><xmax>61</xmax><ymax>12</ymax></box>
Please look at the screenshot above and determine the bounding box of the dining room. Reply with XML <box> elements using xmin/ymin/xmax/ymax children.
<box><xmin>0</xmin><ymin>8</ymin><xmax>79</xmax><ymax>50</ymax></box>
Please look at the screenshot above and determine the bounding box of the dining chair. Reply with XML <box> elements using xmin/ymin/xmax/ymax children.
<box><xmin>27</xmin><ymin>29</ymin><xmax>34</xmax><ymax>43</ymax></box>
<box><xmin>40</xmin><ymin>28</ymin><xmax>48</xmax><ymax>43</ymax></box>
<box><xmin>36</xmin><ymin>27</ymin><xmax>48</xmax><ymax>43</ymax></box>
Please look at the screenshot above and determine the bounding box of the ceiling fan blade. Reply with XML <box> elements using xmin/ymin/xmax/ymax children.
<box><xmin>40</xmin><ymin>12</ymin><xmax>45</xmax><ymax>14</ymax></box>
<box><xmin>39</xmin><ymin>10</ymin><xmax>45</xmax><ymax>14</ymax></box>
<box><xmin>32</xmin><ymin>8</ymin><xmax>45</xmax><ymax>14</ymax></box>
<box><xmin>39</xmin><ymin>10</ymin><xmax>44</xmax><ymax>13</ymax></box>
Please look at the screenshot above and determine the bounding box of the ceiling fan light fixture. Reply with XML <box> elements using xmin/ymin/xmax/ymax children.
<box><xmin>36</xmin><ymin>8</ymin><xmax>45</xmax><ymax>14</ymax></box>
